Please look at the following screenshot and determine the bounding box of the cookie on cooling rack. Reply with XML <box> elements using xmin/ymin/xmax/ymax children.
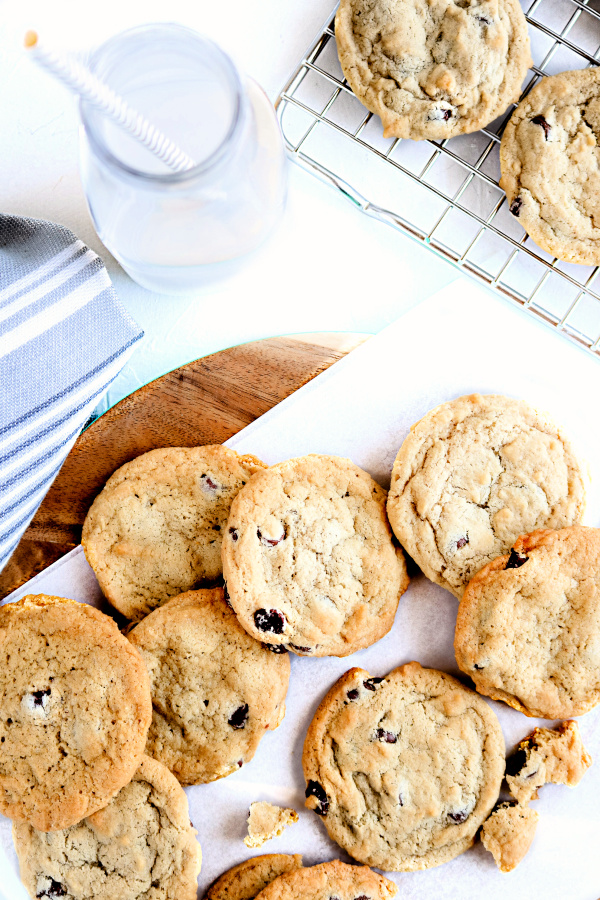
<box><xmin>82</xmin><ymin>445</ymin><xmax>266</xmax><ymax>620</ymax></box>
<box><xmin>222</xmin><ymin>454</ymin><xmax>409</xmax><ymax>657</ymax></box>
<box><xmin>501</xmin><ymin>68</ymin><xmax>600</xmax><ymax>264</ymax></box>
<box><xmin>13</xmin><ymin>755</ymin><xmax>202</xmax><ymax>900</ymax></box>
<box><xmin>128</xmin><ymin>588</ymin><xmax>290</xmax><ymax>784</ymax></box>
<box><xmin>0</xmin><ymin>595</ymin><xmax>151</xmax><ymax>832</ymax></box>
<box><xmin>335</xmin><ymin>0</ymin><xmax>531</xmax><ymax>141</ymax></box>
<box><xmin>302</xmin><ymin>662</ymin><xmax>504</xmax><ymax>871</ymax></box>
<box><xmin>455</xmin><ymin>526</ymin><xmax>600</xmax><ymax>718</ymax></box>
<box><xmin>252</xmin><ymin>860</ymin><xmax>396</xmax><ymax>900</ymax></box>
<box><xmin>206</xmin><ymin>855</ymin><xmax>303</xmax><ymax>900</ymax></box>
<box><xmin>386</xmin><ymin>393</ymin><xmax>586</xmax><ymax>598</ymax></box>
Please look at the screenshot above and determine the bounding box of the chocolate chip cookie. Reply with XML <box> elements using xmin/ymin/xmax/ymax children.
<box><xmin>13</xmin><ymin>754</ymin><xmax>202</xmax><ymax>900</ymax></box>
<box><xmin>128</xmin><ymin>588</ymin><xmax>290</xmax><ymax>784</ymax></box>
<box><xmin>253</xmin><ymin>860</ymin><xmax>397</xmax><ymax>900</ymax></box>
<box><xmin>302</xmin><ymin>662</ymin><xmax>505</xmax><ymax>871</ymax></box>
<box><xmin>206</xmin><ymin>855</ymin><xmax>303</xmax><ymax>900</ymax></box>
<box><xmin>480</xmin><ymin>801</ymin><xmax>539</xmax><ymax>872</ymax></box>
<box><xmin>387</xmin><ymin>393</ymin><xmax>585</xmax><ymax>598</ymax></box>
<box><xmin>335</xmin><ymin>0</ymin><xmax>531</xmax><ymax>141</ymax></box>
<box><xmin>0</xmin><ymin>595</ymin><xmax>151</xmax><ymax>831</ymax></box>
<box><xmin>222</xmin><ymin>454</ymin><xmax>409</xmax><ymax>657</ymax></box>
<box><xmin>82</xmin><ymin>445</ymin><xmax>266</xmax><ymax>621</ymax></box>
<box><xmin>500</xmin><ymin>67</ymin><xmax>600</xmax><ymax>264</ymax></box>
<box><xmin>505</xmin><ymin>720</ymin><xmax>592</xmax><ymax>803</ymax></box>
<box><xmin>455</xmin><ymin>526</ymin><xmax>600</xmax><ymax>718</ymax></box>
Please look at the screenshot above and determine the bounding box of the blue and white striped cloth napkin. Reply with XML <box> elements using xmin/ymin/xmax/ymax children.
<box><xmin>0</xmin><ymin>215</ymin><xmax>143</xmax><ymax>573</ymax></box>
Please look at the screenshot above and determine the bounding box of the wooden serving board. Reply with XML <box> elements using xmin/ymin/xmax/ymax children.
<box><xmin>0</xmin><ymin>333</ymin><xmax>366</xmax><ymax>600</ymax></box>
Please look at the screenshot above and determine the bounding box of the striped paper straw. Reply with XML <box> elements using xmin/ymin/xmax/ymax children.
<box><xmin>24</xmin><ymin>30</ymin><xmax>197</xmax><ymax>173</ymax></box>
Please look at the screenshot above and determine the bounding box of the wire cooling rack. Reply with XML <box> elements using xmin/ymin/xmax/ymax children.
<box><xmin>276</xmin><ymin>0</ymin><xmax>600</xmax><ymax>358</ymax></box>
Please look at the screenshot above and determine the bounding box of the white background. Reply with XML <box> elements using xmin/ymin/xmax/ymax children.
<box><xmin>0</xmin><ymin>0</ymin><xmax>458</xmax><ymax>409</ymax></box>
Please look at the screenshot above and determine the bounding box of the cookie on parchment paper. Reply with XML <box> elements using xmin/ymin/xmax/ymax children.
<box><xmin>13</xmin><ymin>755</ymin><xmax>201</xmax><ymax>900</ymax></box>
<box><xmin>253</xmin><ymin>860</ymin><xmax>396</xmax><ymax>900</ymax></box>
<box><xmin>222</xmin><ymin>454</ymin><xmax>409</xmax><ymax>657</ymax></box>
<box><xmin>0</xmin><ymin>595</ymin><xmax>151</xmax><ymax>832</ymax></box>
<box><xmin>205</xmin><ymin>854</ymin><xmax>303</xmax><ymax>900</ymax></box>
<box><xmin>128</xmin><ymin>588</ymin><xmax>290</xmax><ymax>784</ymax></box>
<box><xmin>387</xmin><ymin>393</ymin><xmax>585</xmax><ymax>598</ymax></box>
<box><xmin>480</xmin><ymin>801</ymin><xmax>539</xmax><ymax>873</ymax></box>
<box><xmin>82</xmin><ymin>445</ymin><xmax>266</xmax><ymax>621</ymax></box>
<box><xmin>505</xmin><ymin>719</ymin><xmax>592</xmax><ymax>804</ymax></box>
<box><xmin>455</xmin><ymin>526</ymin><xmax>600</xmax><ymax>719</ymax></box>
<box><xmin>500</xmin><ymin>67</ymin><xmax>600</xmax><ymax>265</ymax></box>
<box><xmin>335</xmin><ymin>0</ymin><xmax>531</xmax><ymax>141</ymax></box>
<box><xmin>302</xmin><ymin>662</ymin><xmax>505</xmax><ymax>871</ymax></box>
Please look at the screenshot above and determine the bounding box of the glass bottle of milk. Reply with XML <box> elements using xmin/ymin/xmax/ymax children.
<box><xmin>79</xmin><ymin>24</ymin><xmax>288</xmax><ymax>294</ymax></box>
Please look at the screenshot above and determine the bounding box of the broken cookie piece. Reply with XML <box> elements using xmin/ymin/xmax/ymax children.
<box><xmin>506</xmin><ymin>720</ymin><xmax>592</xmax><ymax>804</ymax></box>
<box><xmin>481</xmin><ymin>801</ymin><xmax>539</xmax><ymax>872</ymax></box>
<box><xmin>244</xmin><ymin>802</ymin><xmax>298</xmax><ymax>849</ymax></box>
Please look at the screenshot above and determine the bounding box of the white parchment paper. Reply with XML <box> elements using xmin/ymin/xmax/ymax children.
<box><xmin>2</xmin><ymin>280</ymin><xmax>600</xmax><ymax>900</ymax></box>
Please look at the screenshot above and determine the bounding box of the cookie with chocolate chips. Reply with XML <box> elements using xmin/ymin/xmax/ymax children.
<box><xmin>302</xmin><ymin>662</ymin><xmax>504</xmax><ymax>871</ymax></box>
<box><xmin>222</xmin><ymin>454</ymin><xmax>409</xmax><ymax>657</ymax></box>
<box><xmin>335</xmin><ymin>0</ymin><xmax>531</xmax><ymax>141</ymax></box>
<box><xmin>253</xmin><ymin>860</ymin><xmax>396</xmax><ymax>900</ymax></box>
<box><xmin>455</xmin><ymin>526</ymin><xmax>600</xmax><ymax>718</ymax></box>
<box><xmin>13</xmin><ymin>755</ymin><xmax>201</xmax><ymax>900</ymax></box>
<box><xmin>206</xmin><ymin>855</ymin><xmax>303</xmax><ymax>900</ymax></box>
<box><xmin>500</xmin><ymin>67</ymin><xmax>600</xmax><ymax>264</ymax></box>
<box><xmin>0</xmin><ymin>595</ymin><xmax>151</xmax><ymax>832</ymax></box>
<box><xmin>505</xmin><ymin>720</ymin><xmax>592</xmax><ymax>804</ymax></box>
<box><xmin>128</xmin><ymin>588</ymin><xmax>290</xmax><ymax>784</ymax></box>
<box><xmin>82</xmin><ymin>445</ymin><xmax>266</xmax><ymax>621</ymax></box>
<box><xmin>387</xmin><ymin>393</ymin><xmax>585</xmax><ymax>598</ymax></box>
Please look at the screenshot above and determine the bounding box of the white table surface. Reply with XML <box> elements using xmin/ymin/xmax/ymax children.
<box><xmin>1</xmin><ymin>0</ymin><xmax>460</xmax><ymax>412</ymax></box>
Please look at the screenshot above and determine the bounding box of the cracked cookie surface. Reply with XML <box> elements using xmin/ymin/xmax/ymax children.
<box><xmin>82</xmin><ymin>446</ymin><xmax>266</xmax><ymax>621</ymax></box>
<box><xmin>222</xmin><ymin>455</ymin><xmax>409</xmax><ymax>657</ymax></box>
<box><xmin>0</xmin><ymin>595</ymin><xmax>151</xmax><ymax>831</ymax></box>
<box><xmin>206</xmin><ymin>854</ymin><xmax>303</xmax><ymax>900</ymax></box>
<box><xmin>480</xmin><ymin>801</ymin><xmax>538</xmax><ymax>872</ymax></box>
<box><xmin>128</xmin><ymin>588</ymin><xmax>290</xmax><ymax>784</ymax></box>
<box><xmin>254</xmin><ymin>860</ymin><xmax>396</xmax><ymax>900</ymax></box>
<box><xmin>13</xmin><ymin>755</ymin><xmax>202</xmax><ymax>900</ymax></box>
<box><xmin>455</xmin><ymin>526</ymin><xmax>600</xmax><ymax>718</ymax></box>
<box><xmin>500</xmin><ymin>68</ymin><xmax>600</xmax><ymax>264</ymax></box>
<box><xmin>302</xmin><ymin>662</ymin><xmax>504</xmax><ymax>871</ymax></box>
<box><xmin>505</xmin><ymin>720</ymin><xmax>592</xmax><ymax>803</ymax></box>
<box><xmin>335</xmin><ymin>0</ymin><xmax>531</xmax><ymax>141</ymax></box>
<box><xmin>387</xmin><ymin>393</ymin><xmax>585</xmax><ymax>598</ymax></box>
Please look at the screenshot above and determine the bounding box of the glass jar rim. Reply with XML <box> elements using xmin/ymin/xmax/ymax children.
<box><xmin>79</xmin><ymin>23</ymin><xmax>244</xmax><ymax>185</ymax></box>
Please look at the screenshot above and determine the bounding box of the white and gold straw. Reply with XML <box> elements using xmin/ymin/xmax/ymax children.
<box><xmin>24</xmin><ymin>30</ymin><xmax>197</xmax><ymax>173</ymax></box>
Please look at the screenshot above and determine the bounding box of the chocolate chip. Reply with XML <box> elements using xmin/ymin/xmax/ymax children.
<box><xmin>505</xmin><ymin>748</ymin><xmax>528</xmax><ymax>776</ymax></box>
<box><xmin>398</xmin><ymin>792</ymin><xmax>403</xmax><ymax>806</ymax></box>
<box><xmin>455</xmin><ymin>536</ymin><xmax>469</xmax><ymax>550</ymax></box>
<box><xmin>257</xmin><ymin>527</ymin><xmax>285</xmax><ymax>547</ymax></box>
<box><xmin>475</xmin><ymin>13</ymin><xmax>493</xmax><ymax>23</ymax></box>
<box><xmin>375</xmin><ymin>728</ymin><xmax>397</xmax><ymax>743</ymax></box>
<box><xmin>363</xmin><ymin>677</ymin><xmax>384</xmax><ymax>691</ymax></box>
<box><xmin>254</xmin><ymin>608</ymin><xmax>286</xmax><ymax>634</ymax></box>
<box><xmin>449</xmin><ymin>809</ymin><xmax>468</xmax><ymax>824</ymax></box>
<box><xmin>428</xmin><ymin>106</ymin><xmax>453</xmax><ymax>122</ymax></box>
<box><xmin>31</xmin><ymin>689</ymin><xmax>51</xmax><ymax>707</ymax></box>
<box><xmin>36</xmin><ymin>880</ymin><xmax>66</xmax><ymax>899</ymax></box>
<box><xmin>289</xmin><ymin>644</ymin><xmax>312</xmax><ymax>653</ymax></box>
<box><xmin>266</xmin><ymin>644</ymin><xmax>289</xmax><ymax>654</ymax></box>
<box><xmin>531</xmin><ymin>114</ymin><xmax>551</xmax><ymax>140</ymax></box>
<box><xmin>200</xmin><ymin>474</ymin><xmax>219</xmax><ymax>492</ymax></box>
<box><xmin>238</xmin><ymin>760</ymin><xmax>243</xmax><ymax>767</ymax></box>
<box><xmin>306</xmin><ymin>780</ymin><xmax>329</xmax><ymax>816</ymax></box>
<box><xmin>509</xmin><ymin>197</ymin><xmax>523</xmax><ymax>218</ymax></box>
<box><xmin>493</xmin><ymin>799</ymin><xmax>518</xmax><ymax>813</ymax></box>
<box><xmin>347</xmin><ymin>689</ymin><xmax>359</xmax><ymax>700</ymax></box>
<box><xmin>473</xmin><ymin>663</ymin><xmax>485</xmax><ymax>670</ymax></box>
<box><xmin>228</xmin><ymin>704</ymin><xmax>249</xmax><ymax>729</ymax></box>
<box><xmin>505</xmin><ymin>549</ymin><xmax>528</xmax><ymax>569</ymax></box>
<box><xmin>203</xmin><ymin>699</ymin><xmax>209</xmax><ymax>707</ymax></box>
<box><xmin>354</xmin><ymin>896</ymin><xmax>371</xmax><ymax>900</ymax></box>
<box><xmin>229</xmin><ymin>527</ymin><xmax>239</xmax><ymax>542</ymax></box>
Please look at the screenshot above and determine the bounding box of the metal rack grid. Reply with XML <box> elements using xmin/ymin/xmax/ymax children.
<box><xmin>276</xmin><ymin>0</ymin><xmax>600</xmax><ymax>358</ymax></box>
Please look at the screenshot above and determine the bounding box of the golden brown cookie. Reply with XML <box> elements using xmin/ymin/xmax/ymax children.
<box><xmin>505</xmin><ymin>720</ymin><xmax>592</xmax><ymax>803</ymax></box>
<box><xmin>222</xmin><ymin>454</ymin><xmax>409</xmax><ymax>657</ymax></box>
<box><xmin>205</xmin><ymin>854</ymin><xmax>303</xmax><ymax>900</ymax></box>
<box><xmin>82</xmin><ymin>445</ymin><xmax>266</xmax><ymax>620</ymax></box>
<box><xmin>455</xmin><ymin>527</ymin><xmax>600</xmax><ymax>718</ymax></box>
<box><xmin>0</xmin><ymin>595</ymin><xmax>151</xmax><ymax>831</ymax></box>
<box><xmin>244</xmin><ymin>803</ymin><xmax>298</xmax><ymax>849</ymax></box>
<box><xmin>254</xmin><ymin>860</ymin><xmax>396</xmax><ymax>900</ymax></box>
<box><xmin>13</xmin><ymin>755</ymin><xmax>201</xmax><ymax>900</ymax></box>
<box><xmin>480</xmin><ymin>801</ymin><xmax>539</xmax><ymax>873</ymax></box>
<box><xmin>128</xmin><ymin>588</ymin><xmax>290</xmax><ymax>784</ymax></box>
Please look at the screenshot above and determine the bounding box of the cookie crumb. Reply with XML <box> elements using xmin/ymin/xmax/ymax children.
<box><xmin>244</xmin><ymin>801</ymin><xmax>298</xmax><ymax>848</ymax></box>
<box><xmin>506</xmin><ymin>720</ymin><xmax>592</xmax><ymax>804</ymax></box>
<box><xmin>481</xmin><ymin>801</ymin><xmax>538</xmax><ymax>872</ymax></box>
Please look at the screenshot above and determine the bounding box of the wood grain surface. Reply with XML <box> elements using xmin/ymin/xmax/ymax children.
<box><xmin>0</xmin><ymin>333</ymin><xmax>366</xmax><ymax>599</ymax></box>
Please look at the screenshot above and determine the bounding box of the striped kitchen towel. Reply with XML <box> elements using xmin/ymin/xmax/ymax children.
<box><xmin>0</xmin><ymin>215</ymin><xmax>143</xmax><ymax>573</ymax></box>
